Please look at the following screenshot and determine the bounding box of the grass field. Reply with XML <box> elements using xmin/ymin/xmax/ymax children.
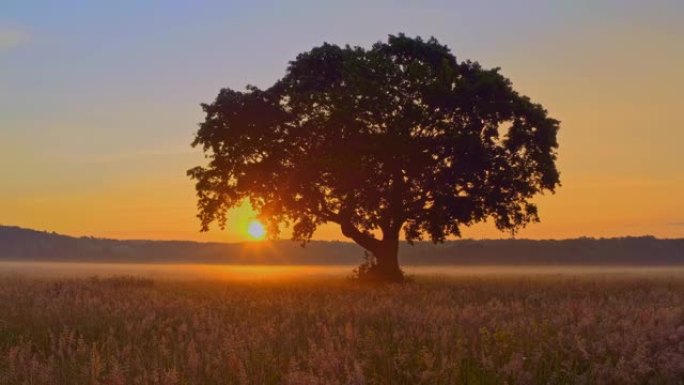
<box><xmin>1</xmin><ymin>271</ymin><xmax>683</xmax><ymax>384</ymax></box>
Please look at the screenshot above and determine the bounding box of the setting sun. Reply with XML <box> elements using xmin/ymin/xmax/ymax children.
<box><xmin>247</xmin><ymin>220</ymin><xmax>266</xmax><ymax>240</ymax></box>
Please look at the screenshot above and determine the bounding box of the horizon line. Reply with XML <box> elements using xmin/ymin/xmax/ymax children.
<box><xmin>2</xmin><ymin>224</ymin><xmax>682</xmax><ymax>245</ymax></box>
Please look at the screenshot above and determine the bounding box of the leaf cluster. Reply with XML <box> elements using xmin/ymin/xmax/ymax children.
<box><xmin>188</xmin><ymin>34</ymin><xmax>560</xmax><ymax>245</ymax></box>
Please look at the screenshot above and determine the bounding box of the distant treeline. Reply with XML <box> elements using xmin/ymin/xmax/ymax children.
<box><xmin>1</xmin><ymin>225</ymin><xmax>683</xmax><ymax>266</ymax></box>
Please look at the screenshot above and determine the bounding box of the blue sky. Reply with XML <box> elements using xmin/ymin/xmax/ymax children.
<box><xmin>1</xmin><ymin>1</ymin><xmax>683</xmax><ymax>240</ymax></box>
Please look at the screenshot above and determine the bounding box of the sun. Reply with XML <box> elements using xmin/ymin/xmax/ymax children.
<box><xmin>246</xmin><ymin>220</ymin><xmax>266</xmax><ymax>240</ymax></box>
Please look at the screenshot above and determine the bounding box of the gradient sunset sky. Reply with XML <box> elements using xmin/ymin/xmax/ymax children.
<box><xmin>1</xmin><ymin>1</ymin><xmax>683</xmax><ymax>242</ymax></box>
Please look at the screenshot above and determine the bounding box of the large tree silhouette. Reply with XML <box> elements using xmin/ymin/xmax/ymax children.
<box><xmin>188</xmin><ymin>34</ymin><xmax>560</xmax><ymax>282</ymax></box>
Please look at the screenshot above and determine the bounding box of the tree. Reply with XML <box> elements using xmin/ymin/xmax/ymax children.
<box><xmin>188</xmin><ymin>34</ymin><xmax>560</xmax><ymax>282</ymax></box>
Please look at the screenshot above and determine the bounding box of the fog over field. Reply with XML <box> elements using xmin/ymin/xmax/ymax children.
<box><xmin>2</xmin><ymin>233</ymin><xmax>683</xmax><ymax>384</ymax></box>
<box><xmin>2</xmin><ymin>261</ymin><xmax>684</xmax><ymax>282</ymax></box>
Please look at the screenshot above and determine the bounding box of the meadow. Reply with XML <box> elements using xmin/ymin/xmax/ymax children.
<box><xmin>0</xmin><ymin>269</ymin><xmax>683</xmax><ymax>384</ymax></box>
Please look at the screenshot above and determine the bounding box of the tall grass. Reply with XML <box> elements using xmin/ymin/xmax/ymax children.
<box><xmin>0</xmin><ymin>274</ymin><xmax>682</xmax><ymax>384</ymax></box>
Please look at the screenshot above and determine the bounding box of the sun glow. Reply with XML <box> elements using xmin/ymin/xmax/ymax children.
<box><xmin>247</xmin><ymin>220</ymin><xmax>266</xmax><ymax>240</ymax></box>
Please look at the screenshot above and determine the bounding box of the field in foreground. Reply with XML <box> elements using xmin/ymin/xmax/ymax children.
<box><xmin>1</xmin><ymin>273</ymin><xmax>683</xmax><ymax>385</ymax></box>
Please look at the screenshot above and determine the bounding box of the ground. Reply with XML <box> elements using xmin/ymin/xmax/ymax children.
<box><xmin>0</xmin><ymin>272</ymin><xmax>683</xmax><ymax>384</ymax></box>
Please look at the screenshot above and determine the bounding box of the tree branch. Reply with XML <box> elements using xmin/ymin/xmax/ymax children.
<box><xmin>340</xmin><ymin>220</ymin><xmax>383</xmax><ymax>254</ymax></box>
<box><xmin>330</xmin><ymin>203</ymin><xmax>380</xmax><ymax>253</ymax></box>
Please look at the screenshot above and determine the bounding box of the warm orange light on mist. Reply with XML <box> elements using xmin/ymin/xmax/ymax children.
<box><xmin>247</xmin><ymin>220</ymin><xmax>266</xmax><ymax>240</ymax></box>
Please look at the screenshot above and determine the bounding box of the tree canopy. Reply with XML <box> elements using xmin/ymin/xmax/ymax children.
<box><xmin>188</xmin><ymin>34</ymin><xmax>560</xmax><ymax>281</ymax></box>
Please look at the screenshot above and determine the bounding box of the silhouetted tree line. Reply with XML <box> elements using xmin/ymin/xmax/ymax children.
<box><xmin>1</xmin><ymin>226</ymin><xmax>682</xmax><ymax>266</ymax></box>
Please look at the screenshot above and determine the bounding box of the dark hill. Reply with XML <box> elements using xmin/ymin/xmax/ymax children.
<box><xmin>1</xmin><ymin>225</ymin><xmax>682</xmax><ymax>266</ymax></box>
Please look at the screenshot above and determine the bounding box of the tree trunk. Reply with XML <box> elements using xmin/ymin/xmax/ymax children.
<box><xmin>339</xmin><ymin>219</ymin><xmax>404</xmax><ymax>283</ymax></box>
<box><xmin>372</xmin><ymin>239</ymin><xmax>403</xmax><ymax>283</ymax></box>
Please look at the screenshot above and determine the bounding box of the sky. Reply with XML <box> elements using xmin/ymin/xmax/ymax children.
<box><xmin>1</xmin><ymin>0</ymin><xmax>683</xmax><ymax>242</ymax></box>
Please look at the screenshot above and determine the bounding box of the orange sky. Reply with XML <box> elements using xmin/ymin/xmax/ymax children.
<box><xmin>1</xmin><ymin>2</ymin><xmax>682</xmax><ymax>242</ymax></box>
